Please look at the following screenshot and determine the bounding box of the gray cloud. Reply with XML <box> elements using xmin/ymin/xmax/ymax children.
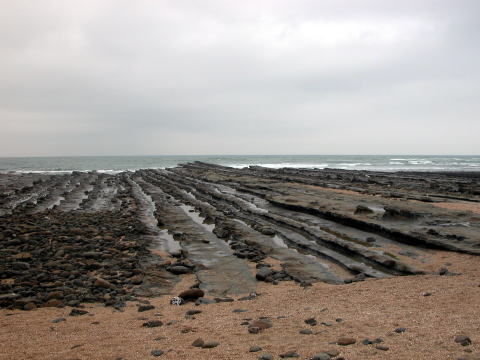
<box><xmin>1</xmin><ymin>0</ymin><xmax>479</xmax><ymax>156</ymax></box>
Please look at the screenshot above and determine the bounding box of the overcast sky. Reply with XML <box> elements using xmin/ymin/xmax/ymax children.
<box><xmin>1</xmin><ymin>0</ymin><xmax>479</xmax><ymax>156</ymax></box>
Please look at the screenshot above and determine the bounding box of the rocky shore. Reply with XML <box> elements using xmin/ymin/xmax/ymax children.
<box><xmin>1</xmin><ymin>163</ymin><xmax>479</xmax><ymax>359</ymax></box>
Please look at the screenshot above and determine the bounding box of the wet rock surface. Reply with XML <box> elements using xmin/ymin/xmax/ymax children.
<box><xmin>1</xmin><ymin>164</ymin><xmax>479</xmax><ymax>310</ymax></box>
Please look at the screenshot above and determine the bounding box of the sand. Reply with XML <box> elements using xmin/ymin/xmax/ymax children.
<box><xmin>1</xmin><ymin>253</ymin><xmax>479</xmax><ymax>360</ymax></box>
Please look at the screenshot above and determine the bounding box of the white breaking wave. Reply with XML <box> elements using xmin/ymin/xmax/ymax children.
<box><xmin>228</xmin><ymin>163</ymin><xmax>329</xmax><ymax>169</ymax></box>
<box><xmin>408</xmin><ymin>160</ymin><xmax>433</xmax><ymax>165</ymax></box>
<box><xmin>337</xmin><ymin>163</ymin><xmax>372</xmax><ymax>166</ymax></box>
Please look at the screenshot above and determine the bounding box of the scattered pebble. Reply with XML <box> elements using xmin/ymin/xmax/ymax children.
<box><xmin>69</xmin><ymin>309</ymin><xmax>88</xmax><ymax>317</ymax></box>
<box><xmin>337</xmin><ymin>337</ymin><xmax>356</xmax><ymax>346</ymax></box>
<box><xmin>299</xmin><ymin>329</ymin><xmax>313</xmax><ymax>335</ymax></box>
<box><xmin>150</xmin><ymin>350</ymin><xmax>164</xmax><ymax>357</ymax></box>
<box><xmin>192</xmin><ymin>338</ymin><xmax>204</xmax><ymax>347</ymax></box>
<box><xmin>142</xmin><ymin>320</ymin><xmax>163</xmax><ymax>328</ymax></box>
<box><xmin>138</xmin><ymin>305</ymin><xmax>155</xmax><ymax>312</ymax></box>
<box><xmin>202</xmin><ymin>341</ymin><xmax>220</xmax><ymax>349</ymax></box>
<box><xmin>312</xmin><ymin>353</ymin><xmax>330</xmax><ymax>360</ymax></box>
<box><xmin>375</xmin><ymin>345</ymin><xmax>389</xmax><ymax>351</ymax></box>
<box><xmin>304</xmin><ymin>317</ymin><xmax>317</xmax><ymax>326</ymax></box>
<box><xmin>279</xmin><ymin>351</ymin><xmax>300</xmax><ymax>358</ymax></box>
<box><xmin>259</xmin><ymin>354</ymin><xmax>273</xmax><ymax>360</ymax></box>
<box><xmin>395</xmin><ymin>327</ymin><xmax>406</xmax><ymax>333</ymax></box>
<box><xmin>51</xmin><ymin>318</ymin><xmax>66</xmax><ymax>323</ymax></box>
<box><xmin>455</xmin><ymin>335</ymin><xmax>472</xmax><ymax>346</ymax></box>
<box><xmin>249</xmin><ymin>346</ymin><xmax>262</xmax><ymax>352</ymax></box>
<box><xmin>185</xmin><ymin>309</ymin><xmax>202</xmax><ymax>316</ymax></box>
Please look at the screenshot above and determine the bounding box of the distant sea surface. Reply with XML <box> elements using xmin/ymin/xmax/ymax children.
<box><xmin>0</xmin><ymin>155</ymin><xmax>479</xmax><ymax>173</ymax></box>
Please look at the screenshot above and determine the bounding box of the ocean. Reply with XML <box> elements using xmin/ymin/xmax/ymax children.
<box><xmin>0</xmin><ymin>155</ymin><xmax>479</xmax><ymax>173</ymax></box>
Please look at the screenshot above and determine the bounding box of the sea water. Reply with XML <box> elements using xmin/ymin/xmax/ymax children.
<box><xmin>0</xmin><ymin>155</ymin><xmax>479</xmax><ymax>173</ymax></box>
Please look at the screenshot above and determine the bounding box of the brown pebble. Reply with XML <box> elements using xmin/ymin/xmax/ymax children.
<box><xmin>337</xmin><ymin>337</ymin><xmax>356</xmax><ymax>346</ymax></box>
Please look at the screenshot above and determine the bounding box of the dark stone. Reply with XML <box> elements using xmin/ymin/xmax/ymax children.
<box><xmin>52</xmin><ymin>317</ymin><xmax>66</xmax><ymax>323</ymax></box>
<box><xmin>169</xmin><ymin>266</ymin><xmax>191</xmax><ymax>275</ymax></box>
<box><xmin>69</xmin><ymin>309</ymin><xmax>88</xmax><ymax>316</ymax></box>
<box><xmin>394</xmin><ymin>327</ymin><xmax>406</xmax><ymax>333</ymax></box>
<box><xmin>259</xmin><ymin>354</ymin><xmax>273</xmax><ymax>360</ymax></box>
<box><xmin>192</xmin><ymin>338</ymin><xmax>204</xmax><ymax>347</ymax></box>
<box><xmin>249</xmin><ymin>346</ymin><xmax>262</xmax><ymax>352</ymax></box>
<box><xmin>138</xmin><ymin>305</ymin><xmax>155</xmax><ymax>312</ymax></box>
<box><xmin>299</xmin><ymin>329</ymin><xmax>313</xmax><ymax>335</ymax></box>
<box><xmin>375</xmin><ymin>345</ymin><xmax>389</xmax><ymax>351</ymax></box>
<box><xmin>455</xmin><ymin>335</ymin><xmax>472</xmax><ymax>346</ymax></box>
<box><xmin>312</xmin><ymin>354</ymin><xmax>330</xmax><ymax>360</ymax></box>
<box><xmin>150</xmin><ymin>350</ymin><xmax>164</xmax><ymax>356</ymax></box>
<box><xmin>214</xmin><ymin>297</ymin><xmax>234</xmax><ymax>303</ymax></box>
<box><xmin>238</xmin><ymin>292</ymin><xmax>258</xmax><ymax>301</ymax></box>
<box><xmin>279</xmin><ymin>351</ymin><xmax>300</xmax><ymax>358</ymax></box>
<box><xmin>142</xmin><ymin>320</ymin><xmax>163</xmax><ymax>328</ymax></box>
<box><xmin>304</xmin><ymin>317</ymin><xmax>317</xmax><ymax>326</ymax></box>
<box><xmin>12</xmin><ymin>262</ymin><xmax>30</xmax><ymax>270</ymax></box>
<box><xmin>233</xmin><ymin>309</ymin><xmax>248</xmax><ymax>313</ymax></box>
<box><xmin>186</xmin><ymin>309</ymin><xmax>202</xmax><ymax>316</ymax></box>
<box><xmin>256</xmin><ymin>267</ymin><xmax>274</xmax><ymax>281</ymax></box>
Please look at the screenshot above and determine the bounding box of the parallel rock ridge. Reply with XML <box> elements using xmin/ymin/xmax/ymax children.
<box><xmin>1</xmin><ymin>163</ymin><xmax>479</xmax><ymax>308</ymax></box>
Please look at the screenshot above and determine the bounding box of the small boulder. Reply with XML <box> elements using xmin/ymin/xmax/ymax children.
<box><xmin>178</xmin><ymin>289</ymin><xmax>205</xmax><ymax>302</ymax></box>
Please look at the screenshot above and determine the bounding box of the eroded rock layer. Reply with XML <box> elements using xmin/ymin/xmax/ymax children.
<box><xmin>1</xmin><ymin>163</ymin><xmax>479</xmax><ymax>309</ymax></box>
